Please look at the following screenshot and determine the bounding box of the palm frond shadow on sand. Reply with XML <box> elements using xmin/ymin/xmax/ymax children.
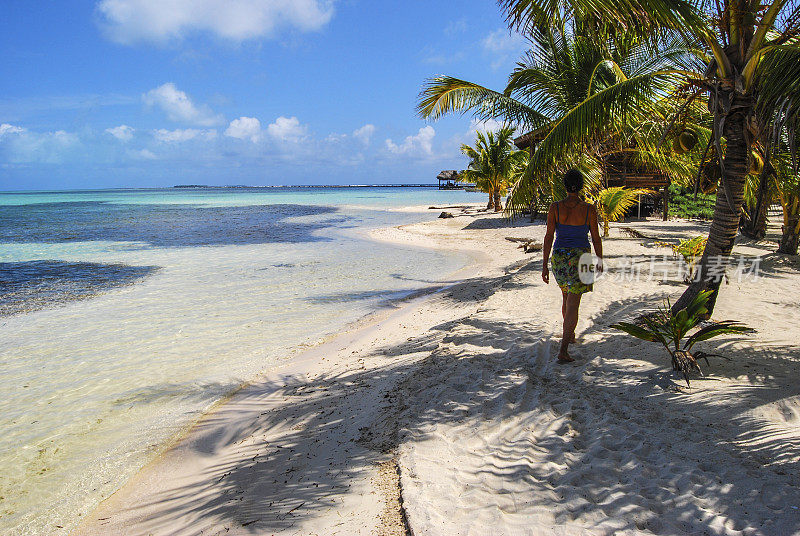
<box><xmin>109</xmin><ymin>278</ymin><xmax>800</xmax><ymax>535</ymax></box>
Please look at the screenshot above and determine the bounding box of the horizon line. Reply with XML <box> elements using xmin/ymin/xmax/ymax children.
<box><xmin>0</xmin><ymin>184</ymin><xmax>457</xmax><ymax>194</ymax></box>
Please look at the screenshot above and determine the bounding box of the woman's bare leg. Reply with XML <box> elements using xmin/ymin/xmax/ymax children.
<box><xmin>558</xmin><ymin>293</ymin><xmax>582</xmax><ymax>361</ymax></box>
<box><xmin>561</xmin><ymin>290</ymin><xmax>576</xmax><ymax>344</ymax></box>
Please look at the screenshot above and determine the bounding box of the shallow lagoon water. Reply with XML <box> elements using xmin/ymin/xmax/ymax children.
<box><xmin>0</xmin><ymin>187</ymin><xmax>483</xmax><ymax>534</ymax></box>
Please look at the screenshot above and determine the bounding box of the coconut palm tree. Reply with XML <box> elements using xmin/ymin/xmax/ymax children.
<box><xmin>740</xmin><ymin>138</ymin><xmax>800</xmax><ymax>251</ymax></box>
<box><xmin>417</xmin><ymin>23</ymin><xmax>705</xmax><ymax>231</ymax></box>
<box><xmin>591</xmin><ymin>187</ymin><xmax>655</xmax><ymax>236</ymax></box>
<box><xmin>774</xmin><ymin>166</ymin><xmax>800</xmax><ymax>254</ymax></box>
<box><xmin>498</xmin><ymin>0</ymin><xmax>800</xmax><ymax>315</ymax></box>
<box><xmin>611</xmin><ymin>290</ymin><xmax>752</xmax><ymax>386</ymax></box>
<box><xmin>740</xmin><ymin>151</ymin><xmax>775</xmax><ymax>239</ymax></box>
<box><xmin>460</xmin><ymin>127</ymin><xmax>527</xmax><ymax>212</ymax></box>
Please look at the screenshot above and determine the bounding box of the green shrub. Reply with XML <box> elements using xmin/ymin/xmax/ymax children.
<box><xmin>669</xmin><ymin>184</ymin><xmax>715</xmax><ymax>219</ymax></box>
<box><xmin>673</xmin><ymin>236</ymin><xmax>707</xmax><ymax>266</ymax></box>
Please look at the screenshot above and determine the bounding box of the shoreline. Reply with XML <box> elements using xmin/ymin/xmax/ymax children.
<box><xmin>74</xmin><ymin>280</ymin><xmax>457</xmax><ymax>535</ymax></box>
<box><xmin>73</xmin><ymin>204</ymin><xmax>516</xmax><ymax>535</ymax></box>
<box><xmin>75</xmin><ymin>210</ymin><xmax>800</xmax><ymax>536</ymax></box>
<box><xmin>1</xmin><ymin>197</ymin><xmax>484</xmax><ymax>536</ymax></box>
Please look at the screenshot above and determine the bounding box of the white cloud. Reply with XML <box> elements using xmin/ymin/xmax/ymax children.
<box><xmin>97</xmin><ymin>0</ymin><xmax>335</xmax><ymax>45</ymax></box>
<box><xmin>0</xmin><ymin>123</ymin><xmax>26</xmax><ymax>137</ymax></box>
<box><xmin>352</xmin><ymin>124</ymin><xmax>375</xmax><ymax>145</ymax></box>
<box><xmin>444</xmin><ymin>18</ymin><xmax>467</xmax><ymax>37</ymax></box>
<box><xmin>469</xmin><ymin>118</ymin><xmax>505</xmax><ymax>135</ymax></box>
<box><xmin>385</xmin><ymin>126</ymin><xmax>435</xmax><ymax>156</ymax></box>
<box><xmin>463</xmin><ymin>118</ymin><xmax>516</xmax><ymax>142</ymax></box>
<box><xmin>323</xmin><ymin>124</ymin><xmax>374</xmax><ymax>145</ymax></box>
<box><xmin>153</xmin><ymin>128</ymin><xmax>217</xmax><ymax>142</ymax></box>
<box><xmin>0</xmin><ymin>126</ymin><xmax>80</xmax><ymax>164</ymax></box>
<box><xmin>225</xmin><ymin>116</ymin><xmax>262</xmax><ymax>142</ymax></box>
<box><xmin>325</xmin><ymin>132</ymin><xmax>346</xmax><ymax>143</ymax></box>
<box><xmin>451</xmin><ymin>120</ymin><xmax>519</xmax><ymax>159</ymax></box>
<box><xmin>105</xmin><ymin>124</ymin><xmax>135</xmax><ymax>141</ymax></box>
<box><xmin>129</xmin><ymin>148</ymin><xmax>158</xmax><ymax>159</ymax></box>
<box><xmin>419</xmin><ymin>44</ymin><xmax>466</xmax><ymax>66</ymax></box>
<box><xmin>482</xmin><ymin>29</ymin><xmax>526</xmax><ymax>52</ymax></box>
<box><xmin>143</xmin><ymin>83</ymin><xmax>224</xmax><ymax>126</ymax></box>
<box><xmin>52</xmin><ymin>130</ymin><xmax>79</xmax><ymax>143</ymax></box>
<box><xmin>267</xmin><ymin>116</ymin><xmax>307</xmax><ymax>142</ymax></box>
<box><xmin>482</xmin><ymin>29</ymin><xmax>527</xmax><ymax>70</ymax></box>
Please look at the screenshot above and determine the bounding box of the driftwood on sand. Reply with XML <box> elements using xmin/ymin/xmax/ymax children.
<box><xmin>505</xmin><ymin>237</ymin><xmax>542</xmax><ymax>253</ymax></box>
<box><xmin>619</xmin><ymin>226</ymin><xmax>654</xmax><ymax>239</ymax></box>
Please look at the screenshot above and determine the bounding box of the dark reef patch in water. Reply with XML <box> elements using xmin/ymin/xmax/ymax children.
<box><xmin>0</xmin><ymin>202</ymin><xmax>344</xmax><ymax>247</ymax></box>
<box><xmin>0</xmin><ymin>260</ymin><xmax>160</xmax><ymax>317</ymax></box>
<box><xmin>304</xmin><ymin>288</ymin><xmax>412</xmax><ymax>304</ymax></box>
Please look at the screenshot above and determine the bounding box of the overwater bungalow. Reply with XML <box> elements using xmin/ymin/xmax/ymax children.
<box><xmin>437</xmin><ymin>170</ymin><xmax>462</xmax><ymax>190</ymax></box>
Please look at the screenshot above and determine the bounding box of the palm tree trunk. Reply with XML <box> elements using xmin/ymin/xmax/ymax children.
<box><xmin>494</xmin><ymin>190</ymin><xmax>502</xmax><ymax>212</ymax></box>
<box><xmin>779</xmin><ymin>208</ymin><xmax>800</xmax><ymax>254</ymax></box>
<box><xmin>741</xmin><ymin>172</ymin><xmax>771</xmax><ymax>239</ymax></box>
<box><xmin>672</xmin><ymin>104</ymin><xmax>749</xmax><ymax>315</ymax></box>
<box><xmin>487</xmin><ymin>193</ymin><xmax>494</xmax><ymax>210</ymax></box>
<box><xmin>741</xmin><ymin>199</ymin><xmax>770</xmax><ymax>239</ymax></box>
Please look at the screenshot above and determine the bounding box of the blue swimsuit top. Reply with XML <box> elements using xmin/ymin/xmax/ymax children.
<box><xmin>553</xmin><ymin>202</ymin><xmax>591</xmax><ymax>249</ymax></box>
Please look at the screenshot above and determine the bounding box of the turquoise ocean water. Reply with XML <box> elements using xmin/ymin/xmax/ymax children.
<box><xmin>0</xmin><ymin>186</ymin><xmax>485</xmax><ymax>534</ymax></box>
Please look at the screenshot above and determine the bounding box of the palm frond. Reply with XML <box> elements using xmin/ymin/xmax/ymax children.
<box><xmin>417</xmin><ymin>76</ymin><xmax>550</xmax><ymax>129</ymax></box>
<box><xmin>684</xmin><ymin>289</ymin><xmax>712</xmax><ymax>320</ymax></box>
<box><xmin>460</xmin><ymin>126</ymin><xmax>525</xmax><ymax>200</ymax></box>
<box><xmin>628</xmin><ymin>97</ymin><xmax>713</xmax><ymax>187</ymax></box>
<box><xmin>505</xmin><ymin>154</ymin><xmax>602</xmax><ymax>214</ymax></box>
<box><xmin>587</xmin><ymin>60</ymin><xmax>628</xmax><ymax>96</ymax></box>
<box><xmin>754</xmin><ymin>46</ymin><xmax>800</xmax><ymax>115</ymax></box>
<box><xmin>621</xmin><ymin>32</ymin><xmax>707</xmax><ymax>76</ymax></box>
<box><xmin>610</xmin><ymin>321</ymin><xmax>663</xmax><ymax>342</ymax></box>
<box><xmin>525</xmin><ymin>70</ymin><xmax>684</xmax><ymax>178</ymax></box>
<box><xmin>639</xmin><ymin>313</ymin><xmax>674</xmax><ymax>352</ymax></box>
<box><xmin>593</xmin><ymin>187</ymin><xmax>655</xmax><ymax>222</ymax></box>
<box><xmin>498</xmin><ymin>0</ymin><xmax>707</xmax><ymax>39</ymax></box>
<box><xmin>505</xmin><ymin>62</ymin><xmax>569</xmax><ymax>117</ymax></box>
<box><xmin>753</xmin><ymin>46</ymin><xmax>800</xmax><ymax>171</ymax></box>
<box><xmin>684</xmin><ymin>322</ymin><xmax>754</xmax><ymax>350</ymax></box>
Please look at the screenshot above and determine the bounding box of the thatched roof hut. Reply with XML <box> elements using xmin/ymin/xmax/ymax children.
<box><xmin>513</xmin><ymin>130</ymin><xmax>670</xmax><ymax>218</ymax></box>
<box><xmin>437</xmin><ymin>170</ymin><xmax>459</xmax><ymax>180</ymax></box>
<box><xmin>512</xmin><ymin>128</ymin><xmax>549</xmax><ymax>152</ymax></box>
<box><xmin>437</xmin><ymin>170</ymin><xmax>461</xmax><ymax>189</ymax></box>
<box><xmin>512</xmin><ymin>131</ymin><xmax>669</xmax><ymax>190</ymax></box>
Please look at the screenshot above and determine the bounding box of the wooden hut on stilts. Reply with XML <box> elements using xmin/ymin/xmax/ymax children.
<box><xmin>513</xmin><ymin>131</ymin><xmax>671</xmax><ymax>220</ymax></box>
<box><xmin>437</xmin><ymin>170</ymin><xmax>462</xmax><ymax>190</ymax></box>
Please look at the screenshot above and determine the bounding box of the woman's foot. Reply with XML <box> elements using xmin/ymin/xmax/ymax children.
<box><xmin>557</xmin><ymin>348</ymin><xmax>575</xmax><ymax>362</ymax></box>
<box><xmin>568</xmin><ymin>333</ymin><xmax>577</xmax><ymax>344</ymax></box>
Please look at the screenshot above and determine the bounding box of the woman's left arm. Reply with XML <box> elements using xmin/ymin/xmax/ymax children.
<box><xmin>541</xmin><ymin>203</ymin><xmax>557</xmax><ymax>283</ymax></box>
<box><xmin>588</xmin><ymin>204</ymin><xmax>603</xmax><ymax>271</ymax></box>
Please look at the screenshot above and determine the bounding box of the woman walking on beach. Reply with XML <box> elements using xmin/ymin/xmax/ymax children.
<box><xmin>541</xmin><ymin>169</ymin><xmax>603</xmax><ymax>362</ymax></box>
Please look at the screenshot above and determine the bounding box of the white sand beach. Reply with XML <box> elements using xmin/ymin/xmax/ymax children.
<box><xmin>76</xmin><ymin>207</ymin><xmax>800</xmax><ymax>536</ymax></box>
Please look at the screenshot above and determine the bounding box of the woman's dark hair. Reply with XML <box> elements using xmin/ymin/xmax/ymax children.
<box><xmin>563</xmin><ymin>168</ymin><xmax>584</xmax><ymax>193</ymax></box>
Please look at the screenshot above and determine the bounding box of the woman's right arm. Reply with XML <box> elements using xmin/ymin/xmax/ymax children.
<box><xmin>588</xmin><ymin>204</ymin><xmax>603</xmax><ymax>272</ymax></box>
<box><xmin>542</xmin><ymin>203</ymin><xmax>556</xmax><ymax>284</ymax></box>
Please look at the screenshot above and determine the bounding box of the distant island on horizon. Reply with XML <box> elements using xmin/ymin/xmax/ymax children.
<box><xmin>172</xmin><ymin>184</ymin><xmax>441</xmax><ymax>189</ymax></box>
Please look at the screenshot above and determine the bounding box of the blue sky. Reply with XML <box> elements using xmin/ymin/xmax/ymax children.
<box><xmin>0</xmin><ymin>1</ymin><xmax>528</xmax><ymax>190</ymax></box>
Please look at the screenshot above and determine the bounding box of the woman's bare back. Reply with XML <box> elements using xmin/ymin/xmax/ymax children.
<box><xmin>555</xmin><ymin>199</ymin><xmax>592</xmax><ymax>226</ymax></box>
